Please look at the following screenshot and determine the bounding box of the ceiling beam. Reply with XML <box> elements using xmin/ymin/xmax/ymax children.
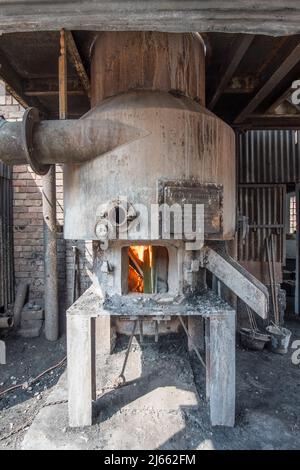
<box><xmin>0</xmin><ymin>47</ymin><xmax>29</xmax><ymax>109</ymax></box>
<box><xmin>1</xmin><ymin>2</ymin><xmax>300</xmax><ymax>36</ymax></box>
<box><xmin>234</xmin><ymin>42</ymin><xmax>300</xmax><ymax>124</ymax></box>
<box><xmin>24</xmin><ymin>90</ymin><xmax>85</xmax><ymax>97</ymax></box>
<box><xmin>65</xmin><ymin>29</ymin><xmax>90</xmax><ymax>98</ymax></box>
<box><xmin>0</xmin><ymin>47</ymin><xmax>48</xmax><ymax>115</ymax></box>
<box><xmin>266</xmin><ymin>85</ymin><xmax>293</xmax><ymax>114</ymax></box>
<box><xmin>233</xmin><ymin>113</ymin><xmax>300</xmax><ymax>130</ymax></box>
<box><xmin>24</xmin><ymin>77</ymin><xmax>84</xmax><ymax>94</ymax></box>
<box><xmin>225</xmin><ymin>76</ymin><xmax>258</xmax><ymax>94</ymax></box>
<box><xmin>208</xmin><ymin>34</ymin><xmax>255</xmax><ymax>110</ymax></box>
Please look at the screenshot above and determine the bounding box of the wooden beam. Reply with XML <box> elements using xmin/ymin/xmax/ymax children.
<box><xmin>233</xmin><ymin>113</ymin><xmax>300</xmax><ymax>130</ymax></box>
<box><xmin>24</xmin><ymin>77</ymin><xmax>84</xmax><ymax>95</ymax></box>
<box><xmin>234</xmin><ymin>43</ymin><xmax>300</xmax><ymax>124</ymax></box>
<box><xmin>208</xmin><ymin>34</ymin><xmax>255</xmax><ymax>110</ymax></box>
<box><xmin>25</xmin><ymin>90</ymin><xmax>84</xmax><ymax>97</ymax></box>
<box><xmin>225</xmin><ymin>76</ymin><xmax>259</xmax><ymax>94</ymax></box>
<box><xmin>254</xmin><ymin>36</ymin><xmax>290</xmax><ymax>79</ymax></box>
<box><xmin>266</xmin><ymin>85</ymin><xmax>294</xmax><ymax>114</ymax></box>
<box><xmin>65</xmin><ymin>30</ymin><xmax>90</xmax><ymax>98</ymax></box>
<box><xmin>1</xmin><ymin>2</ymin><xmax>300</xmax><ymax>36</ymax></box>
<box><xmin>59</xmin><ymin>29</ymin><xmax>67</xmax><ymax>120</ymax></box>
<box><xmin>0</xmin><ymin>47</ymin><xmax>48</xmax><ymax>115</ymax></box>
<box><xmin>0</xmin><ymin>47</ymin><xmax>29</xmax><ymax>108</ymax></box>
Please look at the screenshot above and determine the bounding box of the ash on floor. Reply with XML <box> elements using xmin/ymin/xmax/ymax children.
<box><xmin>1</xmin><ymin>321</ymin><xmax>300</xmax><ymax>450</ymax></box>
<box><xmin>0</xmin><ymin>332</ymin><xmax>66</xmax><ymax>450</ymax></box>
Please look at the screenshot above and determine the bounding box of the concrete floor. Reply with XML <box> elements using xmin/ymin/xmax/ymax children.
<box><xmin>20</xmin><ymin>321</ymin><xmax>300</xmax><ymax>450</ymax></box>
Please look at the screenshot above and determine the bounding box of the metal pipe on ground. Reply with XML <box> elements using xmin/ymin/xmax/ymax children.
<box><xmin>42</xmin><ymin>166</ymin><xmax>59</xmax><ymax>341</ymax></box>
<box><xmin>13</xmin><ymin>282</ymin><xmax>28</xmax><ymax>328</ymax></box>
<box><xmin>0</xmin><ymin>316</ymin><xmax>14</xmax><ymax>328</ymax></box>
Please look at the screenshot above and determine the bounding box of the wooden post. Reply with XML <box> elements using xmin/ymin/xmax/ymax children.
<box><xmin>206</xmin><ymin>311</ymin><xmax>236</xmax><ymax>427</ymax></box>
<box><xmin>205</xmin><ymin>318</ymin><xmax>211</xmax><ymax>400</ymax></box>
<box><xmin>59</xmin><ymin>28</ymin><xmax>67</xmax><ymax>120</ymax></box>
<box><xmin>0</xmin><ymin>340</ymin><xmax>6</xmax><ymax>364</ymax></box>
<box><xmin>96</xmin><ymin>315</ymin><xmax>113</xmax><ymax>357</ymax></box>
<box><xmin>67</xmin><ymin>315</ymin><xmax>96</xmax><ymax>427</ymax></box>
<box><xmin>188</xmin><ymin>317</ymin><xmax>205</xmax><ymax>352</ymax></box>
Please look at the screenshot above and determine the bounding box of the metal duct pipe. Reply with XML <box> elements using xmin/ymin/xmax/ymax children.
<box><xmin>0</xmin><ymin>109</ymin><xmax>147</xmax><ymax>175</ymax></box>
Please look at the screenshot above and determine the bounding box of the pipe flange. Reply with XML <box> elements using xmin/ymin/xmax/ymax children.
<box><xmin>21</xmin><ymin>107</ymin><xmax>50</xmax><ymax>175</ymax></box>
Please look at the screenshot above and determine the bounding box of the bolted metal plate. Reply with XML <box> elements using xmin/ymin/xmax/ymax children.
<box><xmin>158</xmin><ymin>180</ymin><xmax>223</xmax><ymax>237</ymax></box>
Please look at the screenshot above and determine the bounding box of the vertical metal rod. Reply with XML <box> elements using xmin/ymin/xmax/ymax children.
<box><xmin>43</xmin><ymin>166</ymin><xmax>58</xmax><ymax>341</ymax></box>
<box><xmin>43</xmin><ymin>29</ymin><xmax>67</xmax><ymax>341</ymax></box>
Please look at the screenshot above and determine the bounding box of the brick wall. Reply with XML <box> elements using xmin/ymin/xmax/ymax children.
<box><xmin>0</xmin><ymin>81</ymin><xmax>92</xmax><ymax>319</ymax></box>
<box><xmin>12</xmin><ymin>165</ymin><xmax>66</xmax><ymax>303</ymax></box>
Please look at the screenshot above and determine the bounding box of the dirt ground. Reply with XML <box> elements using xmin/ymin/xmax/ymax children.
<box><xmin>0</xmin><ymin>332</ymin><xmax>66</xmax><ymax>449</ymax></box>
<box><xmin>1</xmin><ymin>320</ymin><xmax>300</xmax><ymax>450</ymax></box>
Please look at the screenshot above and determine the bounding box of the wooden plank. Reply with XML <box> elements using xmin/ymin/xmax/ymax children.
<box><xmin>65</xmin><ymin>30</ymin><xmax>90</xmax><ymax>97</ymax></box>
<box><xmin>0</xmin><ymin>340</ymin><xmax>6</xmax><ymax>365</ymax></box>
<box><xmin>67</xmin><ymin>314</ymin><xmax>96</xmax><ymax>427</ymax></box>
<box><xmin>188</xmin><ymin>316</ymin><xmax>205</xmax><ymax>352</ymax></box>
<box><xmin>208</xmin><ymin>34</ymin><xmax>255</xmax><ymax>110</ymax></box>
<box><xmin>208</xmin><ymin>312</ymin><xmax>236</xmax><ymax>427</ymax></box>
<box><xmin>95</xmin><ymin>315</ymin><xmax>113</xmax><ymax>357</ymax></box>
<box><xmin>234</xmin><ymin>114</ymin><xmax>300</xmax><ymax>130</ymax></box>
<box><xmin>1</xmin><ymin>2</ymin><xmax>300</xmax><ymax>36</ymax></box>
<box><xmin>266</xmin><ymin>86</ymin><xmax>295</xmax><ymax>114</ymax></box>
<box><xmin>59</xmin><ymin>29</ymin><xmax>67</xmax><ymax>120</ymax></box>
<box><xmin>25</xmin><ymin>90</ymin><xmax>84</xmax><ymax>97</ymax></box>
<box><xmin>234</xmin><ymin>43</ymin><xmax>300</xmax><ymax>124</ymax></box>
<box><xmin>0</xmin><ymin>48</ymin><xmax>49</xmax><ymax>115</ymax></box>
<box><xmin>204</xmin><ymin>246</ymin><xmax>269</xmax><ymax>319</ymax></box>
<box><xmin>0</xmin><ymin>47</ymin><xmax>28</xmax><ymax>108</ymax></box>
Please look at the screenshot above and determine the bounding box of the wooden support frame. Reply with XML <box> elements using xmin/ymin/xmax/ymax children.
<box><xmin>234</xmin><ymin>43</ymin><xmax>300</xmax><ymax>124</ymax></box>
<box><xmin>0</xmin><ymin>48</ymin><xmax>29</xmax><ymax>108</ymax></box>
<box><xmin>233</xmin><ymin>114</ymin><xmax>300</xmax><ymax>130</ymax></box>
<box><xmin>0</xmin><ymin>48</ymin><xmax>48</xmax><ymax>115</ymax></box>
<box><xmin>67</xmin><ymin>314</ymin><xmax>96</xmax><ymax>427</ymax></box>
<box><xmin>65</xmin><ymin>30</ymin><xmax>90</xmax><ymax>98</ymax></box>
<box><xmin>59</xmin><ymin>29</ymin><xmax>68</xmax><ymax>120</ymax></box>
<box><xmin>266</xmin><ymin>85</ymin><xmax>295</xmax><ymax>114</ymax></box>
<box><xmin>1</xmin><ymin>2</ymin><xmax>300</xmax><ymax>36</ymax></box>
<box><xmin>0</xmin><ymin>340</ymin><xmax>6</xmax><ymax>365</ymax></box>
<box><xmin>208</xmin><ymin>34</ymin><xmax>255</xmax><ymax>110</ymax></box>
<box><xmin>66</xmin><ymin>287</ymin><xmax>236</xmax><ymax>429</ymax></box>
<box><xmin>206</xmin><ymin>312</ymin><xmax>236</xmax><ymax>427</ymax></box>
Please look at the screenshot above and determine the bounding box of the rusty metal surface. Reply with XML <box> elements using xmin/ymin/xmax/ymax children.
<box><xmin>158</xmin><ymin>180</ymin><xmax>223</xmax><ymax>236</ymax></box>
<box><xmin>237</xmin><ymin>184</ymin><xmax>285</xmax><ymax>264</ymax></box>
<box><xmin>238</xmin><ymin>130</ymin><xmax>300</xmax><ymax>184</ymax></box>
<box><xmin>0</xmin><ymin>162</ymin><xmax>14</xmax><ymax>311</ymax></box>
<box><xmin>62</xmin><ymin>90</ymin><xmax>235</xmax><ymax>241</ymax></box>
<box><xmin>91</xmin><ymin>32</ymin><xmax>205</xmax><ymax>107</ymax></box>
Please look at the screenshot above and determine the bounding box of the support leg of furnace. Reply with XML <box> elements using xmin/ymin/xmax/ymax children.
<box><xmin>67</xmin><ymin>314</ymin><xmax>96</xmax><ymax>427</ymax></box>
<box><xmin>0</xmin><ymin>340</ymin><xmax>6</xmax><ymax>364</ymax></box>
<box><xmin>188</xmin><ymin>316</ymin><xmax>205</xmax><ymax>352</ymax></box>
<box><xmin>95</xmin><ymin>315</ymin><xmax>113</xmax><ymax>357</ymax></box>
<box><xmin>205</xmin><ymin>310</ymin><xmax>236</xmax><ymax>427</ymax></box>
